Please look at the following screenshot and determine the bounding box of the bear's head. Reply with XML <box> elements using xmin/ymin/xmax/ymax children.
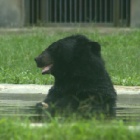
<box><xmin>35</xmin><ymin>35</ymin><xmax>102</xmax><ymax>76</ymax></box>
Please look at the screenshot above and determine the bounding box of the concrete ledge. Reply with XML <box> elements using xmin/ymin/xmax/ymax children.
<box><xmin>0</xmin><ymin>84</ymin><xmax>51</xmax><ymax>94</ymax></box>
<box><xmin>0</xmin><ymin>84</ymin><xmax>140</xmax><ymax>95</ymax></box>
<box><xmin>0</xmin><ymin>84</ymin><xmax>140</xmax><ymax>120</ymax></box>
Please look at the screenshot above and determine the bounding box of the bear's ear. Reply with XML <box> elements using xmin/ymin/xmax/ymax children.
<box><xmin>89</xmin><ymin>41</ymin><xmax>101</xmax><ymax>56</ymax></box>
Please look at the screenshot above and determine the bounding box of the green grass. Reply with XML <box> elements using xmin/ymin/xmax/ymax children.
<box><xmin>0</xmin><ymin>118</ymin><xmax>140</xmax><ymax>140</ymax></box>
<box><xmin>0</xmin><ymin>28</ymin><xmax>140</xmax><ymax>85</ymax></box>
<box><xmin>0</xmin><ymin>28</ymin><xmax>140</xmax><ymax>139</ymax></box>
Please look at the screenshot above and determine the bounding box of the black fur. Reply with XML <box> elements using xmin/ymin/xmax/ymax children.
<box><xmin>35</xmin><ymin>35</ymin><xmax>117</xmax><ymax>117</ymax></box>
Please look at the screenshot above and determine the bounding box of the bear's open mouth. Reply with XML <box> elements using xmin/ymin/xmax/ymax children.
<box><xmin>42</xmin><ymin>64</ymin><xmax>53</xmax><ymax>74</ymax></box>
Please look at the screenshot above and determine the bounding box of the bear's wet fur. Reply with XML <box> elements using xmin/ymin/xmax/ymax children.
<box><xmin>35</xmin><ymin>35</ymin><xmax>117</xmax><ymax>117</ymax></box>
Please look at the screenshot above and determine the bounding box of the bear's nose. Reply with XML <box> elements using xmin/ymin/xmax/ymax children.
<box><xmin>34</xmin><ymin>57</ymin><xmax>38</xmax><ymax>62</ymax></box>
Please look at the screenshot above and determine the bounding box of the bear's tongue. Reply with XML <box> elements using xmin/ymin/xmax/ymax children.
<box><xmin>42</xmin><ymin>65</ymin><xmax>52</xmax><ymax>74</ymax></box>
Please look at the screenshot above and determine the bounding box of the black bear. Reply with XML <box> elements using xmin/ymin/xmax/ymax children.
<box><xmin>35</xmin><ymin>35</ymin><xmax>117</xmax><ymax>117</ymax></box>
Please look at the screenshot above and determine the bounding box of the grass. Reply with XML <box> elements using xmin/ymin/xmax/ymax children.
<box><xmin>0</xmin><ymin>28</ymin><xmax>140</xmax><ymax>139</ymax></box>
<box><xmin>0</xmin><ymin>118</ymin><xmax>140</xmax><ymax>140</ymax></box>
<box><xmin>0</xmin><ymin>28</ymin><xmax>140</xmax><ymax>85</ymax></box>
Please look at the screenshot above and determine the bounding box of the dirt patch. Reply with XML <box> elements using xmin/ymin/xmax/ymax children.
<box><xmin>0</xmin><ymin>27</ymin><xmax>133</xmax><ymax>35</ymax></box>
